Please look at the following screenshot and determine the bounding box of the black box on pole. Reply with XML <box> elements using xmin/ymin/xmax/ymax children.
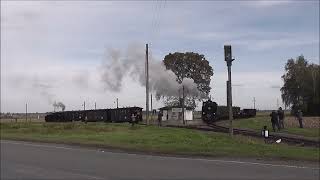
<box><xmin>224</xmin><ymin>45</ymin><xmax>232</xmax><ymax>62</ymax></box>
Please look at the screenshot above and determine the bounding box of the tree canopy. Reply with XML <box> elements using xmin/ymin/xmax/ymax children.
<box><xmin>281</xmin><ymin>55</ymin><xmax>319</xmax><ymax>115</ymax></box>
<box><xmin>162</xmin><ymin>52</ymin><xmax>213</xmax><ymax>109</ymax></box>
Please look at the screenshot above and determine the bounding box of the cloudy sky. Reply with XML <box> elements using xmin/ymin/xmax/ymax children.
<box><xmin>1</xmin><ymin>0</ymin><xmax>319</xmax><ymax>113</ymax></box>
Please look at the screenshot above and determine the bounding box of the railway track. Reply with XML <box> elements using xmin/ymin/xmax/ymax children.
<box><xmin>166</xmin><ymin>124</ymin><xmax>320</xmax><ymax>147</ymax></box>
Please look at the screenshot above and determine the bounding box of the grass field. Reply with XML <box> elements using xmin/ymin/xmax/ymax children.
<box><xmin>1</xmin><ymin>122</ymin><xmax>319</xmax><ymax>161</ymax></box>
<box><xmin>217</xmin><ymin>116</ymin><xmax>320</xmax><ymax>139</ymax></box>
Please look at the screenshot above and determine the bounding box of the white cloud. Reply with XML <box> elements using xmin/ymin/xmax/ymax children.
<box><xmin>231</xmin><ymin>36</ymin><xmax>319</xmax><ymax>51</ymax></box>
<box><xmin>211</xmin><ymin>71</ymin><xmax>284</xmax><ymax>110</ymax></box>
<box><xmin>246</xmin><ymin>0</ymin><xmax>292</xmax><ymax>7</ymax></box>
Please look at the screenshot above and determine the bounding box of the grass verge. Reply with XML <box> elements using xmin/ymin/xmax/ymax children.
<box><xmin>217</xmin><ymin>116</ymin><xmax>320</xmax><ymax>139</ymax></box>
<box><xmin>1</xmin><ymin>122</ymin><xmax>319</xmax><ymax>161</ymax></box>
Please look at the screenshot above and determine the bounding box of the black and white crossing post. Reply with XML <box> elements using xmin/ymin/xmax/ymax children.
<box><xmin>224</xmin><ymin>45</ymin><xmax>235</xmax><ymax>137</ymax></box>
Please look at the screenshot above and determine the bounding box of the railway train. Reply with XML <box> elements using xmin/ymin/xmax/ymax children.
<box><xmin>201</xmin><ymin>99</ymin><xmax>256</xmax><ymax>124</ymax></box>
<box><xmin>45</xmin><ymin>107</ymin><xmax>143</xmax><ymax>123</ymax></box>
<box><xmin>45</xmin><ymin>100</ymin><xmax>255</xmax><ymax>124</ymax></box>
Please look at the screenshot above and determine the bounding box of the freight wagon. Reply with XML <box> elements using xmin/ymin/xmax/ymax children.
<box><xmin>45</xmin><ymin>107</ymin><xmax>143</xmax><ymax>123</ymax></box>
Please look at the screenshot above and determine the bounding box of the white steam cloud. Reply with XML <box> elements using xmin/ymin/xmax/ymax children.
<box><xmin>101</xmin><ymin>44</ymin><xmax>204</xmax><ymax>100</ymax></box>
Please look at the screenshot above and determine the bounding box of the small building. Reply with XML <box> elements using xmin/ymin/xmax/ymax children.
<box><xmin>159</xmin><ymin>106</ymin><xmax>193</xmax><ymax>122</ymax></box>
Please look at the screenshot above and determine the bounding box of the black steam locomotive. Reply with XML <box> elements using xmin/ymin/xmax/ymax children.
<box><xmin>201</xmin><ymin>99</ymin><xmax>256</xmax><ymax>124</ymax></box>
<box><xmin>202</xmin><ymin>99</ymin><xmax>218</xmax><ymax>124</ymax></box>
<box><xmin>45</xmin><ymin>107</ymin><xmax>143</xmax><ymax>123</ymax></box>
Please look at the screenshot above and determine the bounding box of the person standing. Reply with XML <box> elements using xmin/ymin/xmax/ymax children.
<box><xmin>270</xmin><ymin>111</ymin><xmax>280</xmax><ymax>132</ymax></box>
<box><xmin>157</xmin><ymin>111</ymin><xmax>163</xmax><ymax>127</ymax></box>
<box><xmin>131</xmin><ymin>113</ymin><xmax>136</xmax><ymax>127</ymax></box>
<box><xmin>136</xmin><ymin>111</ymin><xmax>141</xmax><ymax>123</ymax></box>
<box><xmin>277</xmin><ymin>107</ymin><xmax>285</xmax><ymax>129</ymax></box>
<box><xmin>296</xmin><ymin>109</ymin><xmax>304</xmax><ymax>128</ymax></box>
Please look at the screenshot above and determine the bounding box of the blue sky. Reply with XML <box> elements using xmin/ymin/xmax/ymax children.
<box><xmin>1</xmin><ymin>0</ymin><xmax>319</xmax><ymax>112</ymax></box>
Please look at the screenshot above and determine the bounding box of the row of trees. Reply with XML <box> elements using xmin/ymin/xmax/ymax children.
<box><xmin>281</xmin><ymin>55</ymin><xmax>319</xmax><ymax>116</ymax></box>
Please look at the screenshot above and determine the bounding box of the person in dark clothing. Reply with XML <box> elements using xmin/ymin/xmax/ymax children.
<box><xmin>136</xmin><ymin>112</ymin><xmax>141</xmax><ymax>122</ymax></box>
<box><xmin>270</xmin><ymin>111</ymin><xmax>280</xmax><ymax>132</ymax></box>
<box><xmin>131</xmin><ymin>113</ymin><xmax>136</xmax><ymax>127</ymax></box>
<box><xmin>157</xmin><ymin>111</ymin><xmax>163</xmax><ymax>127</ymax></box>
<box><xmin>296</xmin><ymin>109</ymin><xmax>303</xmax><ymax>128</ymax></box>
<box><xmin>277</xmin><ymin>107</ymin><xmax>285</xmax><ymax>129</ymax></box>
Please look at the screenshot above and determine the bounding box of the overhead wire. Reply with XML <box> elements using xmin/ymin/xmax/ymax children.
<box><xmin>149</xmin><ymin>0</ymin><xmax>167</xmax><ymax>60</ymax></box>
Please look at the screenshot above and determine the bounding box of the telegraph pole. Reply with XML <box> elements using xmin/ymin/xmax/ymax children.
<box><xmin>253</xmin><ymin>97</ymin><xmax>256</xmax><ymax>109</ymax></box>
<box><xmin>311</xmin><ymin>68</ymin><xmax>317</xmax><ymax>99</ymax></box>
<box><xmin>145</xmin><ymin>43</ymin><xmax>149</xmax><ymax>125</ymax></box>
<box><xmin>182</xmin><ymin>85</ymin><xmax>185</xmax><ymax>125</ymax></box>
<box><xmin>25</xmin><ymin>103</ymin><xmax>28</xmax><ymax>122</ymax></box>
<box><xmin>83</xmin><ymin>101</ymin><xmax>85</xmax><ymax>111</ymax></box>
<box><xmin>116</xmin><ymin>98</ymin><xmax>118</xmax><ymax>109</ymax></box>
<box><xmin>95</xmin><ymin>102</ymin><xmax>96</xmax><ymax>110</ymax></box>
<box><xmin>151</xmin><ymin>94</ymin><xmax>153</xmax><ymax>113</ymax></box>
<box><xmin>151</xmin><ymin>94</ymin><xmax>153</xmax><ymax>123</ymax></box>
<box><xmin>224</xmin><ymin>45</ymin><xmax>235</xmax><ymax>137</ymax></box>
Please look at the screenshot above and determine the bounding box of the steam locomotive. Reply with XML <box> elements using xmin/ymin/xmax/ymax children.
<box><xmin>201</xmin><ymin>99</ymin><xmax>218</xmax><ymax>124</ymax></box>
<box><xmin>201</xmin><ymin>99</ymin><xmax>256</xmax><ymax>124</ymax></box>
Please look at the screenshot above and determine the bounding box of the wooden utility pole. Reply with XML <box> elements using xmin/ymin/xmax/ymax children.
<box><xmin>145</xmin><ymin>43</ymin><xmax>149</xmax><ymax>125</ymax></box>
<box><xmin>151</xmin><ymin>94</ymin><xmax>153</xmax><ymax>113</ymax></box>
<box><xmin>95</xmin><ymin>102</ymin><xmax>96</xmax><ymax>110</ymax></box>
<box><xmin>253</xmin><ymin>97</ymin><xmax>256</xmax><ymax>109</ymax></box>
<box><xmin>224</xmin><ymin>45</ymin><xmax>234</xmax><ymax>137</ymax></box>
<box><xmin>83</xmin><ymin>101</ymin><xmax>85</xmax><ymax>111</ymax></box>
<box><xmin>116</xmin><ymin>98</ymin><xmax>118</xmax><ymax>108</ymax></box>
<box><xmin>182</xmin><ymin>85</ymin><xmax>185</xmax><ymax>125</ymax></box>
<box><xmin>311</xmin><ymin>69</ymin><xmax>317</xmax><ymax>100</ymax></box>
<box><xmin>151</xmin><ymin>94</ymin><xmax>153</xmax><ymax>123</ymax></box>
<box><xmin>25</xmin><ymin>103</ymin><xmax>28</xmax><ymax>122</ymax></box>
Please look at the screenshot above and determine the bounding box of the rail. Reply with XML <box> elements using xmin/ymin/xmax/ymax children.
<box><xmin>166</xmin><ymin>124</ymin><xmax>319</xmax><ymax>147</ymax></box>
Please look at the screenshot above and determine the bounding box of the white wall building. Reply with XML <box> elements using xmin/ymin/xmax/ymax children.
<box><xmin>159</xmin><ymin>106</ymin><xmax>193</xmax><ymax>121</ymax></box>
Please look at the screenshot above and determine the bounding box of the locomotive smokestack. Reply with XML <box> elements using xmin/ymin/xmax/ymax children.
<box><xmin>53</xmin><ymin>101</ymin><xmax>66</xmax><ymax>111</ymax></box>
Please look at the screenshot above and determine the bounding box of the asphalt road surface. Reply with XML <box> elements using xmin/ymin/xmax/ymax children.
<box><xmin>1</xmin><ymin>140</ymin><xmax>319</xmax><ymax>180</ymax></box>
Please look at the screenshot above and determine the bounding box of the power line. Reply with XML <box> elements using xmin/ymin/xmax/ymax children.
<box><xmin>150</xmin><ymin>0</ymin><xmax>160</xmax><ymax>39</ymax></box>
<box><xmin>150</xmin><ymin>0</ymin><xmax>167</xmax><ymax>45</ymax></box>
<box><xmin>154</xmin><ymin>0</ymin><xmax>166</xmax><ymax>38</ymax></box>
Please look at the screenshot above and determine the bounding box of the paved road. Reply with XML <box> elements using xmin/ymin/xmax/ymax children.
<box><xmin>1</xmin><ymin>140</ymin><xmax>319</xmax><ymax>180</ymax></box>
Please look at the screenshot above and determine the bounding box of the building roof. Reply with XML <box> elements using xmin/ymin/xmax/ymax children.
<box><xmin>159</xmin><ymin>106</ymin><xmax>193</xmax><ymax>111</ymax></box>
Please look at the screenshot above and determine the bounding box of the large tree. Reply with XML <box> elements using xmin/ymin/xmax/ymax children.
<box><xmin>162</xmin><ymin>52</ymin><xmax>213</xmax><ymax>109</ymax></box>
<box><xmin>281</xmin><ymin>55</ymin><xmax>320</xmax><ymax>115</ymax></box>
